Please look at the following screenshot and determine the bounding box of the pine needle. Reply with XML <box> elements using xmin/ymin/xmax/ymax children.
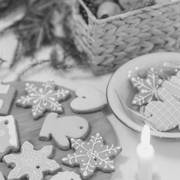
<box><xmin>17</xmin><ymin>59</ymin><xmax>50</xmax><ymax>80</ymax></box>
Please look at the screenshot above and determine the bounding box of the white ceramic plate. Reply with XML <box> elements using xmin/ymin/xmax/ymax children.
<box><xmin>107</xmin><ymin>52</ymin><xmax>180</xmax><ymax>139</ymax></box>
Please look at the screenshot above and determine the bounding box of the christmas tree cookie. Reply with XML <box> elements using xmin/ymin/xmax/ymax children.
<box><xmin>3</xmin><ymin>141</ymin><xmax>60</xmax><ymax>180</ymax></box>
<box><xmin>0</xmin><ymin>80</ymin><xmax>16</xmax><ymax>115</ymax></box>
<box><xmin>130</xmin><ymin>68</ymin><xmax>162</xmax><ymax>106</ymax></box>
<box><xmin>0</xmin><ymin>115</ymin><xmax>19</xmax><ymax>160</ymax></box>
<box><xmin>62</xmin><ymin>133</ymin><xmax>122</xmax><ymax>179</ymax></box>
<box><xmin>16</xmin><ymin>81</ymin><xmax>70</xmax><ymax>119</ymax></box>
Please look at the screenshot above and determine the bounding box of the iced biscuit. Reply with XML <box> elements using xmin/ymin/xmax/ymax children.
<box><xmin>39</xmin><ymin>113</ymin><xmax>89</xmax><ymax>150</ymax></box>
<box><xmin>70</xmin><ymin>85</ymin><xmax>107</xmax><ymax>113</ymax></box>
<box><xmin>3</xmin><ymin>141</ymin><xmax>60</xmax><ymax>180</ymax></box>
<box><xmin>16</xmin><ymin>81</ymin><xmax>70</xmax><ymax>119</ymax></box>
<box><xmin>62</xmin><ymin>133</ymin><xmax>122</xmax><ymax>179</ymax></box>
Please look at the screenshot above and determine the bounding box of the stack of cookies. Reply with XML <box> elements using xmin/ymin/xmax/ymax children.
<box><xmin>130</xmin><ymin>68</ymin><xmax>180</xmax><ymax>132</ymax></box>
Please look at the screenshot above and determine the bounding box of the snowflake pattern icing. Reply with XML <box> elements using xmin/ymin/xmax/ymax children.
<box><xmin>16</xmin><ymin>81</ymin><xmax>70</xmax><ymax>119</ymax></box>
<box><xmin>131</xmin><ymin>67</ymin><xmax>162</xmax><ymax>106</ymax></box>
<box><xmin>62</xmin><ymin>133</ymin><xmax>122</xmax><ymax>179</ymax></box>
<box><xmin>3</xmin><ymin>141</ymin><xmax>60</xmax><ymax>180</ymax></box>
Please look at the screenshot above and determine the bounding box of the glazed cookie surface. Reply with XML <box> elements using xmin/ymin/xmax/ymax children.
<box><xmin>162</xmin><ymin>70</ymin><xmax>180</xmax><ymax>101</ymax></box>
<box><xmin>144</xmin><ymin>87</ymin><xmax>180</xmax><ymax>131</ymax></box>
<box><xmin>39</xmin><ymin>113</ymin><xmax>89</xmax><ymax>150</ymax></box>
<box><xmin>62</xmin><ymin>133</ymin><xmax>122</xmax><ymax>179</ymax></box>
<box><xmin>3</xmin><ymin>141</ymin><xmax>60</xmax><ymax>180</ymax></box>
<box><xmin>70</xmin><ymin>85</ymin><xmax>107</xmax><ymax>113</ymax></box>
<box><xmin>50</xmin><ymin>171</ymin><xmax>81</xmax><ymax>180</ymax></box>
<box><xmin>0</xmin><ymin>115</ymin><xmax>19</xmax><ymax>160</ymax></box>
<box><xmin>0</xmin><ymin>171</ymin><xmax>5</xmax><ymax>180</ymax></box>
<box><xmin>16</xmin><ymin>81</ymin><xmax>70</xmax><ymax>119</ymax></box>
<box><xmin>0</xmin><ymin>80</ymin><xmax>16</xmax><ymax>115</ymax></box>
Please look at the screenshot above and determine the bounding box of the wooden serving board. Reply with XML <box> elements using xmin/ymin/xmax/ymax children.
<box><xmin>0</xmin><ymin>81</ymin><xmax>119</xmax><ymax>180</ymax></box>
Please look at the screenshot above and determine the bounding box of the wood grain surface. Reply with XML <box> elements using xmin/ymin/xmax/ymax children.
<box><xmin>0</xmin><ymin>81</ymin><xmax>120</xmax><ymax>180</ymax></box>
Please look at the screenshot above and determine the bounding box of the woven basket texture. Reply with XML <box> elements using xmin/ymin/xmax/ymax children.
<box><xmin>72</xmin><ymin>0</ymin><xmax>180</xmax><ymax>75</ymax></box>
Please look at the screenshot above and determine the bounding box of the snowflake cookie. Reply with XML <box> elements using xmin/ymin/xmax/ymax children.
<box><xmin>16</xmin><ymin>81</ymin><xmax>70</xmax><ymax>119</ymax></box>
<box><xmin>50</xmin><ymin>171</ymin><xmax>81</xmax><ymax>180</ymax></box>
<box><xmin>62</xmin><ymin>133</ymin><xmax>122</xmax><ymax>179</ymax></box>
<box><xmin>39</xmin><ymin>113</ymin><xmax>89</xmax><ymax>150</ymax></box>
<box><xmin>3</xmin><ymin>141</ymin><xmax>60</xmax><ymax>180</ymax></box>
<box><xmin>131</xmin><ymin>67</ymin><xmax>162</xmax><ymax>106</ymax></box>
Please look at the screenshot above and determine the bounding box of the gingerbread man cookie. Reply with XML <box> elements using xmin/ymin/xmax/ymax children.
<box><xmin>0</xmin><ymin>115</ymin><xmax>19</xmax><ymax>160</ymax></box>
<box><xmin>131</xmin><ymin>68</ymin><xmax>162</xmax><ymax>106</ymax></box>
<box><xmin>70</xmin><ymin>85</ymin><xmax>107</xmax><ymax>113</ymax></box>
<box><xmin>50</xmin><ymin>171</ymin><xmax>81</xmax><ymax>180</ymax></box>
<box><xmin>62</xmin><ymin>133</ymin><xmax>122</xmax><ymax>179</ymax></box>
<box><xmin>3</xmin><ymin>141</ymin><xmax>60</xmax><ymax>180</ymax></box>
<box><xmin>39</xmin><ymin>113</ymin><xmax>89</xmax><ymax>150</ymax></box>
<box><xmin>144</xmin><ymin>87</ymin><xmax>180</xmax><ymax>131</ymax></box>
<box><xmin>0</xmin><ymin>80</ymin><xmax>16</xmax><ymax>115</ymax></box>
<box><xmin>16</xmin><ymin>81</ymin><xmax>70</xmax><ymax>119</ymax></box>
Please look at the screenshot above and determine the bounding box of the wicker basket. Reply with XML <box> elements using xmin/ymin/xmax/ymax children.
<box><xmin>71</xmin><ymin>0</ymin><xmax>180</xmax><ymax>75</ymax></box>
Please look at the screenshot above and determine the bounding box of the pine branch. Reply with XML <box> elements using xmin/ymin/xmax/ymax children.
<box><xmin>5</xmin><ymin>0</ymin><xmax>90</xmax><ymax>74</ymax></box>
<box><xmin>10</xmin><ymin>39</ymin><xmax>24</xmax><ymax>68</ymax></box>
<box><xmin>17</xmin><ymin>59</ymin><xmax>50</xmax><ymax>80</ymax></box>
<box><xmin>50</xmin><ymin>39</ymin><xmax>89</xmax><ymax>71</ymax></box>
<box><xmin>12</xmin><ymin>0</ymin><xmax>63</xmax><ymax>58</ymax></box>
<box><xmin>0</xmin><ymin>57</ymin><xmax>7</xmax><ymax>66</ymax></box>
<box><xmin>0</xmin><ymin>0</ymin><xmax>28</xmax><ymax>18</ymax></box>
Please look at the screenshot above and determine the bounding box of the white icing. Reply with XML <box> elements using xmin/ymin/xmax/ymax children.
<box><xmin>62</xmin><ymin>133</ymin><xmax>121</xmax><ymax>177</ymax></box>
<box><xmin>6</xmin><ymin>115</ymin><xmax>18</xmax><ymax>147</ymax></box>
<box><xmin>0</xmin><ymin>81</ymin><xmax>10</xmax><ymax>94</ymax></box>
<box><xmin>0</xmin><ymin>130</ymin><xmax>5</xmax><ymax>136</ymax></box>
<box><xmin>0</xmin><ymin>116</ymin><xmax>18</xmax><ymax>153</ymax></box>
<box><xmin>17</xmin><ymin>81</ymin><xmax>69</xmax><ymax>118</ymax></box>
<box><xmin>0</xmin><ymin>100</ymin><xmax>3</xmax><ymax>110</ymax></box>
<box><xmin>0</xmin><ymin>171</ymin><xmax>5</xmax><ymax>180</ymax></box>
<box><xmin>4</xmin><ymin>141</ymin><xmax>60</xmax><ymax>180</ymax></box>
